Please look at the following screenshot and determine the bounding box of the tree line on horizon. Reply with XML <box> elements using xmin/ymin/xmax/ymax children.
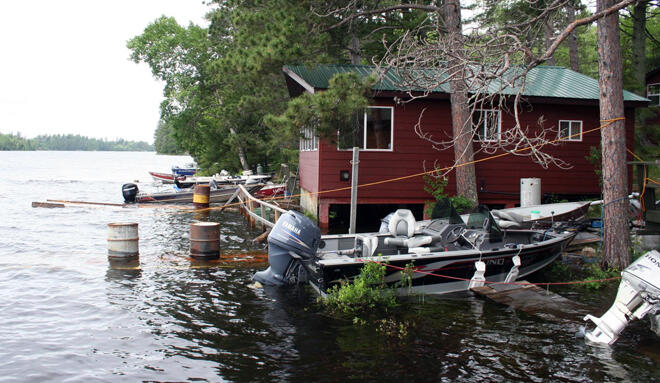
<box><xmin>0</xmin><ymin>132</ymin><xmax>154</xmax><ymax>151</ymax></box>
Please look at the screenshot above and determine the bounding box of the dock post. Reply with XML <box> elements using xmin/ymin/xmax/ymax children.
<box><xmin>349</xmin><ymin>147</ymin><xmax>359</xmax><ymax>234</ymax></box>
<box><xmin>260</xmin><ymin>204</ymin><xmax>266</xmax><ymax>231</ymax></box>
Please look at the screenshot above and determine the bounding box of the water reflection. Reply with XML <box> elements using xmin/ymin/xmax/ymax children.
<box><xmin>106</xmin><ymin>257</ymin><xmax>141</xmax><ymax>280</ymax></box>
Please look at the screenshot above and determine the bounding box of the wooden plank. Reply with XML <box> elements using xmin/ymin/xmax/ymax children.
<box><xmin>32</xmin><ymin>201</ymin><xmax>65</xmax><ymax>208</ymax></box>
<box><xmin>471</xmin><ymin>281</ymin><xmax>589</xmax><ymax>323</ymax></box>
<box><xmin>220</xmin><ymin>188</ymin><xmax>241</xmax><ymax>212</ymax></box>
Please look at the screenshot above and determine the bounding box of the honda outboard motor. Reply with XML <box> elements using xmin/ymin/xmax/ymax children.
<box><xmin>253</xmin><ymin>210</ymin><xmax>321</xmax><ymax>286</ymax></box>
<box><xmin>583</xmin><ymin>250</ymin><xmax>660</xmax><ymax>345</ymax></box>
<box><xmin>122</xmin><ymin>183</ymin><xmax>138</xmax><ymax>203</ymax></box>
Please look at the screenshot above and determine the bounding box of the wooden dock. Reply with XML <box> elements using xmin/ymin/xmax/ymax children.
<box><xmin>471</xmin><ymin>281</ymin><xmax>590</xmax><ymax>323</ymax></box>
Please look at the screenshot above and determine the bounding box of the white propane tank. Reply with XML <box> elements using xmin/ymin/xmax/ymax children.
<box><xmin>520</xmin><ymin>178</ymin><xmax>541</xmax><ymax>207</ymax></box>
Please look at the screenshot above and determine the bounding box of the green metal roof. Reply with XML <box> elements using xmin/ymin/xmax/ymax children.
<box><xmin>283</xmin><ymin>64</ymin><xmax>649</xmax><ymax>102</ymax></box>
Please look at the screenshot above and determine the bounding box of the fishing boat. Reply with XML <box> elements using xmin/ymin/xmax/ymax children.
<box><xmin>175</xmin><ymin>171</ymin><xmax>273</xmax><ymax>189</ymax></box>
<box><xmin>254</xmin><ymin>183</ymin><xmax>286</xmax><ymax>199</ymax></box>
<box><xmin>253</xmin><ymin>200</ymin><xmax>576</xmax><ymax>296</ymax></box>
<box><xmin>171</xmin><ymin>163</ymin><xmax>199</xmax><ymax>176</ymax></box>
<box><xmin>487</xmin><ymin>201</ymin><xmax>593</xmax><ymax>229</ymax></box>
<box><xmin>121</xmin><ymin>183</ymin><xmax>262</xmax><ymax>204</ymax></box>
<box><xmin>148</xmin><ymin>171</ymin><xmax>185</xmax><ymax>184</ymax></box>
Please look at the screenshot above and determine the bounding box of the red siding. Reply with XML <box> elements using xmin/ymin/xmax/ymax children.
<box><xmin>299</xmin><ymin>149</ymin><xmax>319</xmax><ymax>192</ymax></box>
<box><xmin>300</xmin><ymin>97</ymin><xmax>637</xmax><ymax>211</ymax></box>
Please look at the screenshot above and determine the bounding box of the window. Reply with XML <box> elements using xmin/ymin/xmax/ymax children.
<box><xmin>648</xmin><ymin>83</ymin><xmax>660</xmax><ymax>106</ymax></box>
<box><xmin>558</xmin><ymin>120</ymin><xmax>582</xmax><ymax>141</ymax></box>
<box><xmin>472</xmin><ymin>109</ymin><xmax>500</xmax><ymax>141</ymax></box>
<box><xmin>338</xmin><ymin>106</ymin><xmax>393</xmax><ymax>150</ymax></box>
<box><xmin>299</xmin><ymin>125</ymin><xmax>318</xmax><ymax>151</ymax></box>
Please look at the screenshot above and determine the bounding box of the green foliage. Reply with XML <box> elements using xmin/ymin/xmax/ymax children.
<box><xmin>321</xmin><ymin>261</ymin><xmax>398</xmax><ymax>318</ymax></box>
<box><xmin>154</xmin><ymin>120</ymin><xmax>185</xmax><ymax>155</ymax></box>
<box><xmin>265</xmin><ymin>72</ymin><xmax>376</xmax><ymax>145</ymax></box>
<box><xmin>423</xmin><ymin>173</ymin><xmax>475</xmax><ymax>215</ymax></box>
<box><xmin>0</xmin><ymin>132</ymin><xmax>152</xmax><ymax>151</ymax></box>
<box><xmin>0</xmin><ymin>132</ymin><xmax>35</xmax><ymax>150</ymax></box>
<box><xmin>581</xmin><ymin>264</ymin><xmax>619</xmax><ymax>290</ymax></box>
<box><xmin>585</xmin><ymin>145</ymin><xmax>602</xmax><ymax>186</ymax></box>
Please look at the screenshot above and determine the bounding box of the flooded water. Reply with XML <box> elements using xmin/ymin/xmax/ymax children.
<box><xmin>0</xmin><ymin>151</ymin><xmax>657</xmax><ymax>382</ymax></box>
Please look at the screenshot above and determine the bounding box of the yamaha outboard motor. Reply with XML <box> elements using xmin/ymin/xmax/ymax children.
<box><xmin>122</xmin><ymin>183</ymin><xmax>138</xmax><ymax>203</ymax></box>
<box><xmin>253</xmin><ymin>210</ymin><xmax>321</xmax><ymax>286</ymax></box>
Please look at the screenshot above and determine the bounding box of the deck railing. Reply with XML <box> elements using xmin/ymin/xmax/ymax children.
<box><xmin>235</xmin><ymin>184</ymin><xmax>288</xmax><ymax>230</ymax></box>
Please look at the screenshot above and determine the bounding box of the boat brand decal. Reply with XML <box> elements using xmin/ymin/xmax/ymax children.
<box><xmin>486</xmin><ymin>258</ymin><xmax>505</xmax><ymax>266</ymax></box>
<box><xmin>282</xmin><ymin>221</ymin><xmax>301</xmax><ymax>235</ymax></box>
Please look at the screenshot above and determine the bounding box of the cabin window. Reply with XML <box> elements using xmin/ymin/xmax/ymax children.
<box><xmin>472</xmin><ymin>109</ymin><xmax>500</xmax><ymax>142</ymax></box>
<box><xmin>299</xmin><ymin>125</ymin><xmax>318</xmax><ymax>151</ymax></box>
<box><xmin>338</xmin><ymin>106</ymin><xmax>393</xmax><ymax>151</ymax></box>
<box><xmin>558</xmin><ymin>120</ymin><xmax>582</xmax><ymax>141</ymax></box>
<box><xmin>648</xmin><ymin>83</ymin><xmax>660</xmax><ymax>106</ymax></box>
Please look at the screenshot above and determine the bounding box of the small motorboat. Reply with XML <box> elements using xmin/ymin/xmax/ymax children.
<box><xmin>484</xmin><ymin>201</ymin><xmax>593</xmax><ymax>229</ymax></box>
<box><xmin>121</xmin><ymin>183</ymin><xmax>262</xmax><ymax>204</ymax></box>
<box><xmin>171</xmin><ymin>163</ymin><xmax>198</xmax><ymax>177</ymax></box>
<box><xmin>253</xmin><ymin>200</ymin><xmax>577</xmax><ymax>296</ymax></box>
<box><xmin>254</xmin><ymin>183</ymin><xmax>286</xmax><ymax>199</ymax></box>
<box><xmin>175</xmin><ymin>170</ymin><xmax>273</xmax><ymax>189</ymax></box>
<box><xmin>148</xmin><ymin>171</ymin><xmax>185</xmax><ymax>184</ymax></box>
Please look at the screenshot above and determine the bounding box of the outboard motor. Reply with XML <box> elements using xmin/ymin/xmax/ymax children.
<box><xmin>253</xmin><ymin>210</ymin><xmax>321</xmax><ymax>286</ymax></box>
<box><xmin>583</xmin><ymin>250</ymin><xmax>660</xmax><ymax>345</ymax></box>
<box><xmin>122</xmin><ymin>183</ymin><xmax>138</xmax><ymax>203</ymax></box>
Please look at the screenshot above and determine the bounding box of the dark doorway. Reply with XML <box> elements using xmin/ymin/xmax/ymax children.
<box><xmin>327</xmin><ymin>203</ymin><xmax>424</xmax><ymax>234</ymax></box>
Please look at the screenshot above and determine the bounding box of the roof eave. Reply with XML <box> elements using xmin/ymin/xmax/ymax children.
<box><xmin>283</xmin><ymin>66</ymin><xmax>315</xmax><ymax>95</ymax></box>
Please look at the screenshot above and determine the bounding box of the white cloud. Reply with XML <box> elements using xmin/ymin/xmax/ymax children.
<box><xmin>0</xmin><ymin>0</ymin><xmax>209</xmax><ymax>144</ymax></box>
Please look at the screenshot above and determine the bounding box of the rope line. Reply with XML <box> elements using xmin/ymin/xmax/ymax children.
<box><xmin>165</xmin><ymin>116</ymin><xmax>627</xmax><ymax>215</ymax></box>
<box><xmin>370</xmin><ymin>260</ymin><xmax>621</xmax><ymax>287</ymax></box>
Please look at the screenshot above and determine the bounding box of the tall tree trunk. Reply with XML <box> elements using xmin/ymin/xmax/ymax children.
<box><xmin>229</xmin><ymin>126</ymin><xmax>250</xmax><ymax>171</ymax></box>
<box><xmin>444</xmin><ymin>0</ymin><xmax>478</xmax><ymax>203</ymax></box>
<box><xmin>544</xmin><ymin>19</ymin><xmax>556</xmax><ymax>66</ymax></box>
<box><xmin>348</xmin><ymin>34</ymin><xmax>362</xmax><ymax>65</ymax></box>
<box><xmin>567</xmin><ymin>1</ymin><xmax>579</xmax><ymax>71</ymax></box>
<box><xmin>631</xmin><ymin>1</ymin><xmax>648</xmax><ymax>94</ymax></box>
<box><xmin>597</xmin><ymin>0</ymin><xmax>630</xmax><ymax>269</ymax></box>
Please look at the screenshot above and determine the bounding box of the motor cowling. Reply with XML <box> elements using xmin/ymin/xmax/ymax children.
<box><xmin>122</xmin><ymin>183</ymin><xmax>138</xmax><ymax>203</ymax></box>
<box><xmin>253</xmin><ymin>210</ymin><xmax>321</xmax><ymax>286</ymax></box>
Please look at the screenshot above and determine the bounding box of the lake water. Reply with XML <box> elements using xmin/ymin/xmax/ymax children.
<box><xmin>0</xmin><ymin>151</ymin><xmax>657</xmax><ymax>382</ymax></box>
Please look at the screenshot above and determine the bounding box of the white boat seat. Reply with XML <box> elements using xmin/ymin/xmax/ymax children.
<box><xmin>387</xmin><ymin>209</ymin><xmax>416</xmax><ymax>237</ymax></box>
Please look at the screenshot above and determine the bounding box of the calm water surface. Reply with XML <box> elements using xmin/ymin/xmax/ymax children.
<box><xmin>0</xmin><ymin>151</ymin><xmax>657</xmax><ymax>382</ymax></box>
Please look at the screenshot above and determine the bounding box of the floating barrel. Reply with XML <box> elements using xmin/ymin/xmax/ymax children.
<box><xmin>193</xmin><ymin>184</ymin><xmax>210</xmax><ymax>209</ymax></box>
<box><xmin>107</xmin><ymin>222</ymin><xmax>139</xmax><ymax>258</ymax></box>
<box><xmin>190</xmin><ymin>222</ymin><xmax>220</xmax><ymax>259</ymax></box>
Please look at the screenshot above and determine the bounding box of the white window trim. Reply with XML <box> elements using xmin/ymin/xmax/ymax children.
<box><xmin>558</xmin><ymin>120</ymin><xmax>583</xmax><ymax>142</ymax></box>
<box><xmin>473</xmin><ymin>109</ymin><xmax>501</xmax><ymax>142</ymax></box>
<box><xmin>647</xmin><ymin>83</ymin><xmax>660</xmax><ymax>106</ymax></box>
<box><xmin>337</xmin><ymin>106</ymin><xmax>394</xmax><ymax>152</ymax></box>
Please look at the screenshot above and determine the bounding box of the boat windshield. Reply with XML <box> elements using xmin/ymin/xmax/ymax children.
<box><xmin>430</xmin><ymin>198</ymin><xmax>465</xmax><ymax>224</ymax></box>
<box><xmin>466</xmin><ymin>205</ymin><xmax>503</xmax><ymax>242</ymax></box>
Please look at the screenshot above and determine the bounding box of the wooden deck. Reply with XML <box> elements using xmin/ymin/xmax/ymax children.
<box><xmin>471</xmin><ymin>281</ymin><xmax>590</xmax><ymax>323</ymax></box>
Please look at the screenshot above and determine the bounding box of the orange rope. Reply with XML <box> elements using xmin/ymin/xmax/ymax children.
<box><xmin>153</xmin><ymin>116</ymin><xmax>628</xmax><ymax>215</ymax></box>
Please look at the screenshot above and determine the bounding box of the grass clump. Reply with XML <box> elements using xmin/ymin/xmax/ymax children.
<box><xmin>321</xmin><ymin>261</ymin><xmax>397</xmax><ymax>317</ymax></box>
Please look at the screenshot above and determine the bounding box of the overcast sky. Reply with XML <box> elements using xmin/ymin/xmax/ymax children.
<box><xmin>0</xmin><ymin>1</ymin><xmax>210</xmax><ymax>144</ymax></box>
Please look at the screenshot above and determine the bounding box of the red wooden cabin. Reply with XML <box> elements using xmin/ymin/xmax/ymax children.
<box><xmin>283</xmin><ymin>64</ymin><xmax>649</xmax><ymax>231</ymax></box>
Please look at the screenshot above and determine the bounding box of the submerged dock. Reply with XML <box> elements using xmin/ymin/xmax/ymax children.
<box><xmin>471</xmin><ymin>281</ymin><xmax>590</xmax><ymax>323</ymax></box>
